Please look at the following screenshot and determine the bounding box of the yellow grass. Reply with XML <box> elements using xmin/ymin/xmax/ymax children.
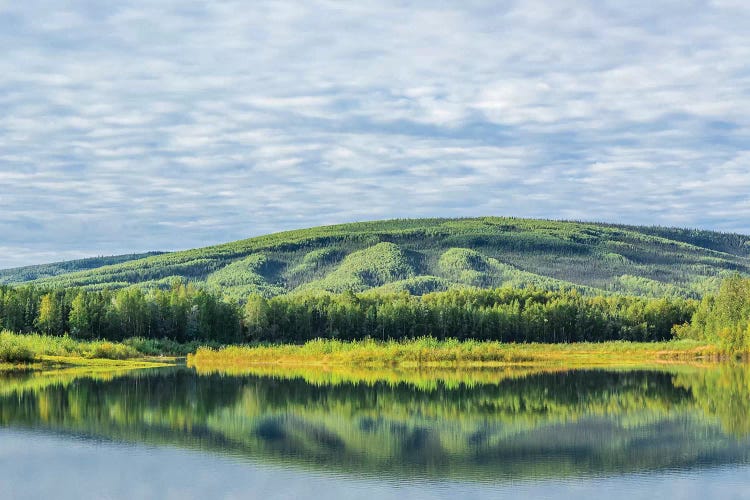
<box><xmin>188</xmin><ymin>337</ymin><xmax>722</xmax><ymax>374</ymax></box>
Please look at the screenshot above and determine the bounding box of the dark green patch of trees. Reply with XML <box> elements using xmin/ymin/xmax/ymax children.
<box><xmin>0</xmin><ymin>283</ymin><xmax>241</xmax><ymax>343</ymax></box>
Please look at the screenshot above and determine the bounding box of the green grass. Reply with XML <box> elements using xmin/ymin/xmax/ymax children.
<box><xmin>2</xmin><ymin>217</ymin><xmax>749</xmax><ymax>299</ymax></box>
<box><xmin>187</xmin><ymin>337</ymin><xmax>720</xmax><ymax>372</ymax></box>
<box><xmin>0</xmin><ymin>330</ymin><xmax>175</xmax><ymax>365</ymax></box>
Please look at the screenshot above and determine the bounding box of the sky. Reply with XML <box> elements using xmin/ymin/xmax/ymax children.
<box><xmin>1</xmin><ymin>0</ymin><xmax>749</xmax><ymax>268</ymax></box>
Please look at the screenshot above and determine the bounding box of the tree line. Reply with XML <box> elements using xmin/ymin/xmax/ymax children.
<box><xmin>244</xmin><ymin>288</ymin><xmax>695</xmax><ymax>343</ymax></box>
<box><xmin>0</xmin><ymin>282</ymin><xmax>697</xmax><ymax>345</ymax></box>
<box><xmin>0</xmin><ymin>283</ymin><xmax>242</xmax><ymax>343</ymax></box>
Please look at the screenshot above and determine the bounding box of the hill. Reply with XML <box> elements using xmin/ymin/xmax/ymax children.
<box><xmin>2</xmin><ymin>217</ymin><xmax>749</xmax><ymax>299</ymax></box>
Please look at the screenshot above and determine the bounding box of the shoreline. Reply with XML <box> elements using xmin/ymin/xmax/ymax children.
<box><xmin>1</xmin><ymin>355</ymin><xmax>177</xmax><ymax>372</ymax></box>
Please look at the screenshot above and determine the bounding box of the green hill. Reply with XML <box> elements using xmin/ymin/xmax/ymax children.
<box><xmin>2</xmin><ymin>217</ymin><xmax>749</xmax><ymax>299</ymax></box>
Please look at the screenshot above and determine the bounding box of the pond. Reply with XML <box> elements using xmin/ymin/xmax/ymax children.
<box><xmin>1</xmin><ymin>365</ymin><xmax>749</xmax><ymax>499</ymax></box>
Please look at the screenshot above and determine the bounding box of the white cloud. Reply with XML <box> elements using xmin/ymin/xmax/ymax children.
<box><xmin>0</xmin><ymin>0</ymin><xmax>749</xmax><ymax>267</ymax></box>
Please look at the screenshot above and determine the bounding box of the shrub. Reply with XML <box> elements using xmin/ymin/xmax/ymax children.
<box><xmin>0</xmin><ymin>332</ymin><xmax>36</xmax><ymax>363</ymax></box>
<box><xmin>85</xmin><ymin>341</ymin><xmax>138</xmax><ymax>360</ymax></box>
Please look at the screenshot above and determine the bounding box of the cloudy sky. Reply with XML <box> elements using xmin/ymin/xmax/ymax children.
<box><xmin>1</xmin><ymin>0</ymin><xmax>749</xmax><ymax>268</ymax></box>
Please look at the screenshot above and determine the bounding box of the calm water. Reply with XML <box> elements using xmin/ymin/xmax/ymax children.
<box><xmin>1</xmin><ymin>365</ymin><xmax>750</xmax><ymax>499</ymax></box>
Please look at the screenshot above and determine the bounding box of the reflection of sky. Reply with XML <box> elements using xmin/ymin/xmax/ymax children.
<box><xmin>2</xmin><ymin>1</ymin><xmax>750</xmax><ymax>268</ymax></box>
<box><xmin>0</xmin><ymin>429</ymin><xmax>748</xmax><ymax>500</ymax></box>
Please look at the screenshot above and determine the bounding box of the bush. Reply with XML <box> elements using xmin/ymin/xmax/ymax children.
<box><xmin>0</xmin><ymin>333</ymin><xmax>36</xmax><ymax>363</ymax></box>
<box><xmin>85</xmin><ymin>341</ymin><xmax>138</xmax><ymax>360</ymax></box>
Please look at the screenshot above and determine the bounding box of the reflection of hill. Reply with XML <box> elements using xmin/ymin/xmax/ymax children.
<box><xmin>0</xmin><ymin>367</ymin><xmax>749</xmax><ymax>481</ymax></box>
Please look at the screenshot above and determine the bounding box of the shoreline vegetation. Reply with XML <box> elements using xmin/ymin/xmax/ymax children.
<box><xmin>187</xmin><ymin>338</ymin><xmax>724</xmax><ymax>374</ymax></box>
<box><xmin>0</xmin><ymin>331</ymin><xmax>174</xmax><ymax>370</ymax></box>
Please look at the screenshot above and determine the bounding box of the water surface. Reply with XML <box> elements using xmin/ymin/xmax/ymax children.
<box><xmin>1</xmin><ymin>365</ymin><xmax>750</xmax><ymax>498</ymax></box>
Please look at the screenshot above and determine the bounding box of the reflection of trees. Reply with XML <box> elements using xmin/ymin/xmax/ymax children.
<box><xmin>675</xmin><ymin>365</ymin><xmax>750</xmax><ymax>437</ymax></box>
<box><xmin>0</xmin><ymin>369</ymin><xmax>245</xmax><ymax>437</ymax></box>
<box><xmin>0</xmin><ymin>367</ymin><xmax>749</xmax><ymax>481</ymax></box>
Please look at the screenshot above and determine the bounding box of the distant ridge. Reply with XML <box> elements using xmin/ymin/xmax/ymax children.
<box><xmin>1</xmin><ymin>217</ymin><xmax>748</xmax><ymax>299</ymax></box>
<box><xmin>0</xmin><ymin>252</ymin><xmax>165</xmax><ymax>285</ymax></box>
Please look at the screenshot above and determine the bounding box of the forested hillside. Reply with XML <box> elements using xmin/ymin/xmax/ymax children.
<box><xmin>0</xmin><ymin>252</ymin><xmax>163</xmax><ymax>285</ymax></box>
<box><xmin>2</xmin><ymin>218</ymin><xmax>749</xmax><ymax>299</ymax></box>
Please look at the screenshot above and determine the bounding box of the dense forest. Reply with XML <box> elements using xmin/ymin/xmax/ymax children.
<box><xmin>243</xmin><ymin>288</ymin><xmax>694</xmax><ymax>343</ymax></box>
<box><xmin>1</xmin><ymin>218</ymin><xmax>749</xmax><ymax>299</ymax></box>
<box><xmin>0</xmin><ymin>282</ymin><xmax>694</xmax><ymax>344</ymax></box>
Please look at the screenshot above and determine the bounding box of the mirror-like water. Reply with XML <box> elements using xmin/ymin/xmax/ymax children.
<box><xmin>1</xmin><ymin>365</ymin><xmax>750</xmax><ymax>499</ymax></box>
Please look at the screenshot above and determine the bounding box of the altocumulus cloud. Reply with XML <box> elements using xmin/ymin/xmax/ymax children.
<box><xmin>1</xmin><ymin>0</ymin><xmax>749</xmax><ymax>267</ymax></box>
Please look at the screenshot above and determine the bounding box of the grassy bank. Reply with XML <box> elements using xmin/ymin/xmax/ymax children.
<box><xmin>188</xmin><ymin>337</ymin><xmax>721</xmax><ymax>372</ymax></box>
<box><xmin>0</xmin><ymin>330</ymin><xmax>175</xmax><ymax>369</ymax></box>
